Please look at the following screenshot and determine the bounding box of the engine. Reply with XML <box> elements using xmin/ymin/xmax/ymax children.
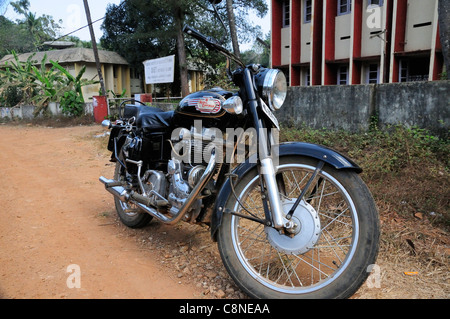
<box><xmin>140</xmin><ymin>125</ymin><xmax>221</xmax><ymax>223</ymax></box>
<box><xmin>166</xmin><ymin>158</ymin><xmax>204</xmax><ymax>222</ymax></box>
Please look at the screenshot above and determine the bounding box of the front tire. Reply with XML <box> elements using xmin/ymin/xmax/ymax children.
<box><xmin>217</xmin><ymin>156</ymin><xmax>380</xmax><ymax>299</ymax></box>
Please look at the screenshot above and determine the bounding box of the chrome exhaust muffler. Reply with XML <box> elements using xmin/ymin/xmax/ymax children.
<box><xmin>99</xmin><ymin>176</ymin><xmax>129</xmax><ymax>202</ymax></box>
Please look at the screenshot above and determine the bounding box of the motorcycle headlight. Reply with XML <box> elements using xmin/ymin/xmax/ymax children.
<box><xmin>256</xmin><ymin>69</ymin><xmax>287</xmax><ymax>111</ymax></box>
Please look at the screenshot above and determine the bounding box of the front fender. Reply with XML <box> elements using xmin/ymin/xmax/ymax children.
<box><xmin>210</xmin><ymin>142</ymin><xmax>361</xmax><ymax>240</ymax></box>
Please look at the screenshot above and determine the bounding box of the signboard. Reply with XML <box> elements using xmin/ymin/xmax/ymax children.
<box><xmin>143</xmin><ymin>55</ymin><xmax>175</xmax><ymax>84</ymax></box>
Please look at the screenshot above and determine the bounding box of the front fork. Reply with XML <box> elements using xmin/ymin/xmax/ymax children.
<box><xmin>243</xmin><ymin>68</ymin><xmax>292</xmax><ymax>231</ymax></box>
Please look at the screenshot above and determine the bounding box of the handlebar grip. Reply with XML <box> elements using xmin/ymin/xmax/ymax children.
<box><xmin>183</xmin><ymin>25</ymin><xmax>217</xmax><ymax>47</ymax></box>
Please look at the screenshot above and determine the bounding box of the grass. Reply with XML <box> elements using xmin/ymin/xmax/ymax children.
<box><xmin>280</xmin><ymin>124</ymin><xmax>449</xmax><ymax>229</ymax></box>
<box><xmin>280</xmin><ymin>124</ymin><xmax>450</xmax><ymax>277</ymax></box>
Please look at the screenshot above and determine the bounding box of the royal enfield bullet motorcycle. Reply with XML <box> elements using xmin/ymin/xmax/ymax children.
<box><xmin>99</xmin><ymin>2</ymin><xmax>379</xmax><ymax>299</ymax></box>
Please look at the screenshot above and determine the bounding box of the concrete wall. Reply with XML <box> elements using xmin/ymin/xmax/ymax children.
<box><xmin>276</xmin><ymin>80</ymin><xmax>450</xmax><ymax>136</ymax></box>
<box><xmin>0</xmin><ymin>102</ymin><xmax>94</xmax><ymax>120</ymax></box>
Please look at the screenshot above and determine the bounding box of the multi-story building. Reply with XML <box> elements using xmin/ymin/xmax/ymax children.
<box><xmin>271</xmin><ymin>0</ymin><xmax>444</xmax><ymax>86</ymax></box>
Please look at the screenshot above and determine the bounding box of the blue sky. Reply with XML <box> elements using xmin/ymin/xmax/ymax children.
<box><xmin>2</xmin><ymin>0</ymin><xmax>270</xmax><ymax>49</ymax></box>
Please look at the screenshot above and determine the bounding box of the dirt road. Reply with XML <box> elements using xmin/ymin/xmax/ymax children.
<box><xmin>0</xmin><ymin>124</ymin><xmax>447</xmax><ymax>299</ymax></box>
<box><xmin>0</xmin><ymin>124</ymin><xmax>209</xmax><ymax>299</ymax></box>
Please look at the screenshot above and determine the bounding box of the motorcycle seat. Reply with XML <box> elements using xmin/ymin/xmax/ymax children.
<box><xmin>137</xmin><ymin>111</ymin><xmax>174</xmax><ymax>131</ymax></box>
<box><xmin>122</xmin><ymin>104</ymin><xmax>165</xmax><ymax>119</ymax></box>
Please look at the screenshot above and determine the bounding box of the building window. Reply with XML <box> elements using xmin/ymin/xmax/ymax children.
<box><xmin>304</xmin><ymin>0</ymin><xmax>312</xmax><ymax>23</ymax></box>
<box><xmin>366</xmin><ymin>63</ymin><xmax>379</xmax><ymax>84</ymax></box>
<box><xmin>399</xmin><ymin>58</ymin><xmax>429</xmax><ymax>82</ymax></box>
<box><xmin>337</xmin><ymin>65</ymin><xmax>349</xmax><ymax>85</ymax></box>
<box><xmin>303</xmin><ymin>68</ymin><xmax>311</xmax><ymax>86</ymax></box>
<box><xmin>368</xmin><ymin>0</ymin><xmax>383</xmax><ymax>6</ymax></box>
<box><xmin>338</xmin><ymin>0</ymin><xmax>352</xmax><ymax>15</ymax></box>
<box><xmin>282</xmin><ymin>0</ymin><xmax>290</xmax><ymax>27</ymax></box>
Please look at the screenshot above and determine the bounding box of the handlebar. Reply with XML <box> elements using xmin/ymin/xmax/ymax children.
<box><xmin>183</xmin><ymin>25</ymin><xmax>245</xmax><ymax>67</ymax></box>
<box><xmin>183</xmin><ymin>25</ymin><xmax>218</xmax><ymax>48</ymax></box>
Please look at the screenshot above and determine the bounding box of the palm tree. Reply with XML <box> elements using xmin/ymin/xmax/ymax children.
<box><xmin>24</xmin><ymin>12</ymin><xmax>43</xmax><ymax>48</ymax></box>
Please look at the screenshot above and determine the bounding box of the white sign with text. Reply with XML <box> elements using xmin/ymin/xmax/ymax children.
<box><xmin>143</xmin><ymin>55</ymin><xmax>175</xmax><ymax>84</ymax></box>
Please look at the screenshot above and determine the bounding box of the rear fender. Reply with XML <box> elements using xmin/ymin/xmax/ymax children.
<box><xmin>210</xmin><ymin>142</ymin><xmax>361</xmax><ymax>240</ymax></box>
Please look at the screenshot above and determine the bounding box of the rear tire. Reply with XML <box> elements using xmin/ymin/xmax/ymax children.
<box><xmin>217</xmin><ymin>156</ymin><xmax>379</xmax><ymax>299</ymax></box>
<box><xmin>113</xmin><ymin>162</ymin><xmax>152</xmax><ymax>228</ymax></box>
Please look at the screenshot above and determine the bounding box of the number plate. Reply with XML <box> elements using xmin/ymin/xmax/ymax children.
<box><xmin>259</xmin><ymin>99</ymin><xmax>280</xmax><ymax>130</ymax></box>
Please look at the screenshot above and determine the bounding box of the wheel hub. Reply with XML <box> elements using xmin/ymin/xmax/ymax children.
<box><xmin>265</xmin><ymin>198</ymin><xmax>321</xmax><ymax>255</ymax></box>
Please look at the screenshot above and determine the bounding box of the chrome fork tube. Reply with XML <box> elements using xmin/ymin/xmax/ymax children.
<box><xmin>260</xmin><ymin>157</ymin><xmax>287</xmax><ymax>229</ymax></box>
<box><xmin>243</xmin><ymin>67</ymin><xmax>287</xmax><ymax>230</ymax></box>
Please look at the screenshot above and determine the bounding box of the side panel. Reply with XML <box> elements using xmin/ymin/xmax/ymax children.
<box><xmin>210</xmin><ymin>142</ymin><xmax>362</xmax><ymax>240</ymax></box>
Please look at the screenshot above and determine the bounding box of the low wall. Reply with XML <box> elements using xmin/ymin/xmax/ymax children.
<box><xmin>1</xmin><ymin>82</ymin><xmax>448</xmax><ymax>137</ymax></box>
<box><xmin>277</xmin><ymin>81</ymin><xmax>449</xmax><ymax>136</ymax></box>
<box><xmin>0</xmin><ymin>102</ymin><xmax>94</xmax><ymax>120</ymax></box>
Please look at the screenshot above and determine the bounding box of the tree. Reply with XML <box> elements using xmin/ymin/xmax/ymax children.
<box><xmin>240</xmin><ymin>33</ymin><xmax>270</xmax><ymax>66</ymax></box>
<box><xmin>101</xmin><ymin>0</ymin><xmax>201</xmax><ymax>97</ymax></box>
<box><xmin>10</xmin><ymin>0</ymin><xmax>62</xmax><ymax>51</ymax></box>
<box><xmin>0</xmin><ymin>15</ymin><xmax>35</xmax><ymax>56</ymax></box>
<box><xmin>101</xmin><ymin>0</ymin><xmax>268</xmax><ymax>96</ymax></box>
<box><xmin>225</xmin><ymin>0</ymin><xmax>240</xmax><ymax>58</ymax></box>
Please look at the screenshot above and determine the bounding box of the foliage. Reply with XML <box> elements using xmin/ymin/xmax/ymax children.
<box><xmin>0</xmin><ymin>51</ymin><xmax>38</xmax><ymax>106</ymax></box>
<box><xmin>50</xmin><ymin>60</ymin><xmax>98</xmax><ymax>116</ymax></box>
<box><xmin>240</xmin><ymin>32</ymin><xmax>270</xmax><ymax>67</ymax></box>
<box><xmin>0</xmin><ymin>15</ymin><xmax>35</xmax><ymax>56</ymax></box>
<box><xmin>100</xmin><ymin>0</ymin><xmax>268</xmax><ymax>96</ymax></box>
<box><xmin>0</xmin><ymin>51</ymin><xmax>97</xmax><ymax>117</ymax></box>
<box><xmin>30</xmin><ymin>54</ymin><xmax>66</xmax><ymax>115</ymax></box>
<box><xmin>59</xmin><ymin>90</ymin><xmax>84</xmax><ymax>117</ymax></box>
<box><xmin>280</xmin><ymin>124</ymin><xmax>450</xmax><ymax>228</ymax></box>
<box><xmin>9</xmin><ymin>0</ymin><xmax>62</xmax><ymax>51</ymax></box>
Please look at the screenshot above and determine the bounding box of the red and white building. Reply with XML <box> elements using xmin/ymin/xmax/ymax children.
<box><xmin>271</xmin><ymin>0</ymin><xmax>444</xmax><ymax>86</ymax></box>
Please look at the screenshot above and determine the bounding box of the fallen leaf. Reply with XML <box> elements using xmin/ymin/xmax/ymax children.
<box><xmin>414</xmin><ymin>212</ymin><xmax>424</xmax><ymax>220</ymax></box>
<box><xmin>403</xmin><ymin>271</ymin><xmax>419</xmax><ymax>276</ymax></box>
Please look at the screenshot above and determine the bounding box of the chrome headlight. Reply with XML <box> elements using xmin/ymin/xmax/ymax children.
<box><xmin>223</xmin><ymin>95</ymin><xmax>243</xmax><ymax>115</ymax></box>
<box><xmin>256</xmin><ymin>69</ymin><xmax>287</xmax><ymax>111</ymax></box>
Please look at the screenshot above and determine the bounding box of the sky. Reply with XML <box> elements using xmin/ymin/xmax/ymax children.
<box><xmin>2</xmin><ymin>0</ymin><xmax>122</xmax><ymax>42</ymax></box>
<box><xmin>1</xmin><ymin>0</ymin><xmax>271</xmax><ymax>50</ymax></box>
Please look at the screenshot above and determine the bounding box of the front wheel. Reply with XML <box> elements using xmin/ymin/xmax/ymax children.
<box><xmin>217</xmin><ymin>156</ymin><xmax>380</xmax><ymax>299</ymax></box>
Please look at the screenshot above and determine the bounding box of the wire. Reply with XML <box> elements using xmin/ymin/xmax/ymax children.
<box><xmin>49</xmin><ymin>0</ymin><xmax>127</xmax><ymax>43</ymax></box>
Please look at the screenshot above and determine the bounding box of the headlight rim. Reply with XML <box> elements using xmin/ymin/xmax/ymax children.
<box><xmin>261</xmin><ymin>69</ymin><xmax>287</xmax><ymax>111</ymax></box>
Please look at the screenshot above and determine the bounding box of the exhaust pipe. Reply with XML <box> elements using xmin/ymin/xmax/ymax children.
<box><xmin>99</xmin><ymin>176</ymin><xmax>130</xmax><ymax>202</ymax></box>
<box><xmin>98</xmin><ymin>151</ymin><xmax>217</xmax><ymax>225</ymax></box>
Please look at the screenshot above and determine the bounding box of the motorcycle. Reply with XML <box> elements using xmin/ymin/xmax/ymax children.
<box><xmin>99</xmin><ymin>1</ymin><xmax>380</xmax><ymax>299</ymax></box>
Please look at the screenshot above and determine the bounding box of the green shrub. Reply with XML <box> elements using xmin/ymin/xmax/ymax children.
<box><xmin>280</xmin><ymin>124</ymin><xmax>449</xmax><ymax>228</ymax></box>
<box><xmin>60</xmin><ymin>90</ymin><xmax>84</xmax><ymax>117</ymax></box>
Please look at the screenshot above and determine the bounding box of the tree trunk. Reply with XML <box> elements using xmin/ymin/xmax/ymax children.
<box><xmin>174</xmin><ymin>6</ymin><xmax>189</xmax><ymax>97</ymax></box>
<box><xmin>438</xmin><ymin>0</ymin><xmax>450</xmax><ymax>79</ymax></box>
<box><xmin>226</xmin><ymin>0</ymin><xmax>240</xmax><ymax>58</ymax></box>
<box><xmin>83</xmin><ymin>0</ymin><xmax>107</xmax><ymax>96</ymax></box>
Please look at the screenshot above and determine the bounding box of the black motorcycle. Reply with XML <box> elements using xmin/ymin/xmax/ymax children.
<box><xmin>99</xmin><ymin>2</ymin><xmax>379</xmax><ymax>299</ymax></box>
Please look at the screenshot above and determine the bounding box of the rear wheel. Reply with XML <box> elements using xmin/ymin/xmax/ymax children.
<box><xmin>217</xmin><ymin>156</ymin><xmax>380</xmax><ymax>299</ymax></box>
<box><xmin>113</xmin><ymin>162</ymin><xmax>152</xmax><ymax>228</ymax></box>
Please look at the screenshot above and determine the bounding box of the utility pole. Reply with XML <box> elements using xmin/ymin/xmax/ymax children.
<box><xmin>83</xmin><ymin>0</ymin><xmax>107</xmax><ymax>96</ymax></box>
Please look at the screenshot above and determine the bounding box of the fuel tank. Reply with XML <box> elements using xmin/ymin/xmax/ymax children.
<box><xmin>174</xmin><ymin>88</ymin><xmax>235</xmax><ymax>129</ymax></box>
